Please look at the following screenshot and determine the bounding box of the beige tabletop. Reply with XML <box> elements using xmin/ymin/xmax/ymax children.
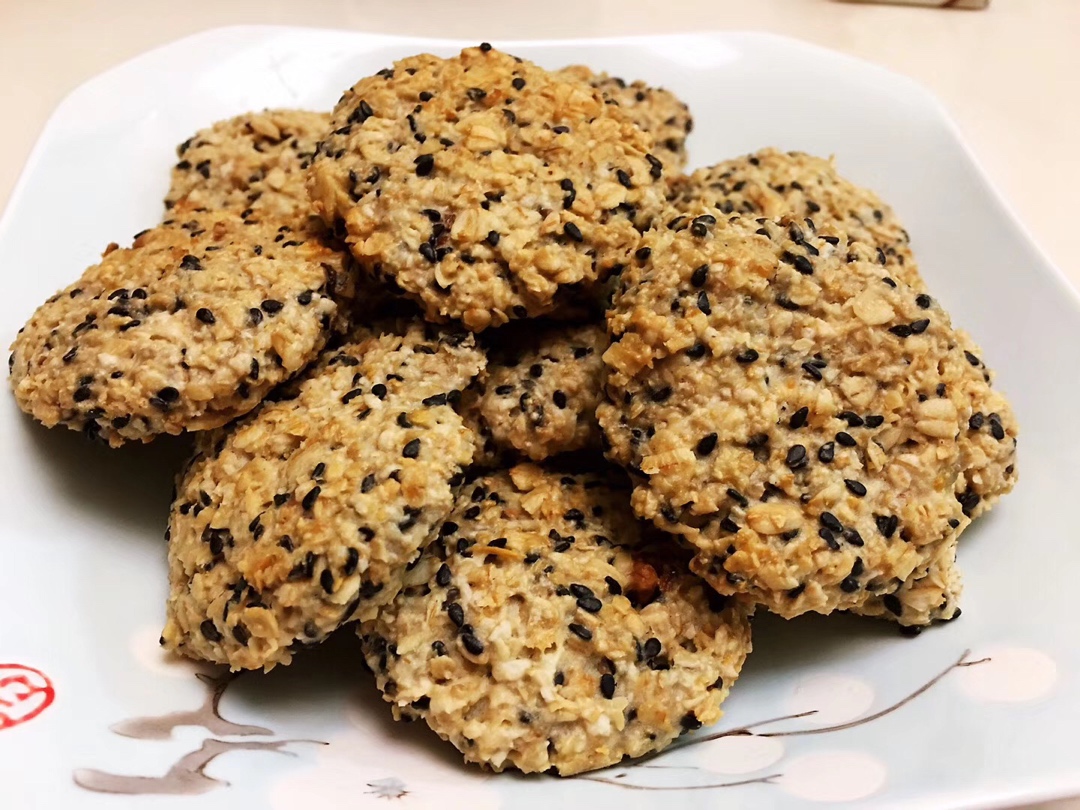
<box><xmin>0</xmin><ymin>1</ymin><xmax>1077</xmax><ymax>807</ymax></box>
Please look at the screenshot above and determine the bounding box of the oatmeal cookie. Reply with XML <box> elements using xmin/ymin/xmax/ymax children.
<box><xmin>360</xmin><ymin>463</ymin><xmax>752</xmax><ymax>775</ymax></box>
<box><xmin>165</xmin><ymin>110</ymin><xmax>330</xmax><ymax>226</ymax></box>
<box><xmin>9</xmin><ymin>210</ymin><xmax>348</xmax><ymax>446</ymax></box>
<box><xmin>161</xmin><ymin>325</ymin><xmax>485</xmax><ymax>670</ymax></box>
<box><xmin>307</xmin><ymin>45</ymin><xmax>668</xmax><ymax>330</ymax></box>
<box><xmin>599</xmin><ymin>211</ymin><xmax>980</xmax><ymax>623</ymax></box>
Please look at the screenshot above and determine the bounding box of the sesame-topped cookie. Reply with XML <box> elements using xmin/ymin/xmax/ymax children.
<box><xmin>672</xmin><ymin>149</ymin><xmax>1020</xmax><ymax>525</ymax></box>
<box><xmin>670</xmin><ymin>148</ymin><xmax>919</xmax><ymax>288</ymax></box>
<box><xmin>599</xmin><ymin>211</ymin><xmax>978</xmax><ymax>624</ymax></box>
<box><xmin>307</xmin><ymin>45</ymin><xmax>668</xmax><ymax>331</ymax></box>
<box><xmin>473</xmin><ymin>321</ymin><xmax>607</xmax><ymax>461</ymax></box>
<box><xmin>359</xmin><ymin>463</ymin><xmax>752</xmax><ymax>775</ymax></box>
<box><xmin>558</xmin><ymin>65</ymin><xmax>693</xmax><ymax>175</ymax></box>
<box><xmin>165</xmin><ymin>110</ymin><xmax>331</xmax><ymax>226</ymax></box>
<box><xmin>161</xmin><ymin>324</ymin><xmax>485</xmax><ymax>671</ymax></box>
<box><xmin>9</xmin><ymin>210</ymin><xmax>349</xmax><ymax>446</ymax></box>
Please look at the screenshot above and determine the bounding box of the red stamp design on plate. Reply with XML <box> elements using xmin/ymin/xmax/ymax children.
<box><xmin>0</xmin><ymin>664</ymin><xmax>55</xmax><ymax>730</ymax></box>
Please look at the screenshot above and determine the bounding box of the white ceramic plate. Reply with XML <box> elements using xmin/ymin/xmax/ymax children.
<box><xmin>1</xmin><ymin>26</ymin><xmax>1078</xmax><ymax>810</ymax></box>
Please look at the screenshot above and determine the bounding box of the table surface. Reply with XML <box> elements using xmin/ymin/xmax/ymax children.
<box><xmin>0</xmin><ymin>2</ymin><xmax>1077</xmax><ymax>807</ymax></box>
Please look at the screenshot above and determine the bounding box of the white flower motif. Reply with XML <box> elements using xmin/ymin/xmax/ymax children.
<box><xmin>786</xmin><ymin>672</ymin><xmax>876</xmax><ymax>725</ymax></box>
<box><xmin>777</xmin><ymin>750</ymin><xmax>887</xmax><ymax>802</ymax></box>
<box><xmin>954</xmin><ymin>646</ymin><xmax>1057</xmax><ymax>703</ymax></box>
<box><xmin>270</xmin><ymin>687</ymin><xmax>501</xmax><ymax>810</ymax></box>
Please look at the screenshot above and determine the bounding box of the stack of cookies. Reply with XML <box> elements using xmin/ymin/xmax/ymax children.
<box><xmin>7</xmin><ymin>44</ymin><xmax>1017</xmax><ymax>776</ymax></box>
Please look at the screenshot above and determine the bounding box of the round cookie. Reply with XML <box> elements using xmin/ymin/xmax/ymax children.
<box><xmin>672</xmin><ymin>150</ymin><xmax>1020</xmax><ymax>524</ymax></box>
<box><xmin>9</xmin><ymin>210</ymin><xmax>349</xmax><ymax>446</ymax></box>
<box><xmin>307</xmin><ymin>45</ymin><xmax>668</xmax><ymax>331</ymax></box>
<box><xmin>670</xmin><ymin>148</ymin><xmax>919</xmax><ymax>288</ymax></box>
<box><xmin>558</xmin><ymin>65</ymin><xmax>692</xmax><ymax>175</ymax></box>
<box><xmin>360</xmin><ymin>463</ymin><xmax>752</xmax><ymax>775</ymax></box>
<box><xmin>165</xmin><ymin>110</ymin><xmax>330</xmax><ymax>226</ymax></box>
<box><xmin>474</xmin><ymin>321</ymin><xmax>606</xmax><ymax>461</ymax></box>
<box><xmin>161</xmin><ymin>324</ymin><xmax>485</xmax><ymax>671</ymax></box>
<box><xmin>599</xmin><ymin>211</ymin><xmax>973</xmax><ymax>623</ymax></box>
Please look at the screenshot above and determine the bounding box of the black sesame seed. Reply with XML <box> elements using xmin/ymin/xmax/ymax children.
<box><xmin>819</xmin><ymin>527</ymin><xmax>840</xmax><ymax>550</ymax></box>
<box><xmin>414</xmin><ymin>154</ymin><xmax>435</xmax><ymax>176</ymax></box>
<box><xmin>552</xmin><ymin>390</ymin><xmax>568</xmax><ymax>408</ymax></box>
<box><xmin>726</xmin><ymin>487</ymin><xmax>749</xmax><ymax>508</ymax></box>
<box><xmin>889</xmin><ymin>324</ymin><xmax>913</xmax><ymax>338</ymax></box>
<box><xmin>195</xmin><ymin>308</ymin><xmax>216</xmax><ymax>325</ymax></box>
<box><xmin>372</xmin><ymin>383</ymin><xmax>387</xmax><ymax>399</ymax></box>
<box><xmin>875</xmin><ymin>514</ymin><xmax>899</xmax><ymax>538</ymax></box>
<box><xmin>916</xmin><ymin>294</ymin><xmax>932</xmax><ymax>309</ymax></box>
<box><xmin>840</xmin><ymin>576</ymin><xmax>860</xmax><ymax>593</ymax></box>
<box><xmin>564</xmin><ymin>222</ymin><xmax>583</xmax><ymax>242</ymax></box>
<box><xmin>864</xmin><ymin>414</ymin><xmax>885</xmax><ymax>428</ymax></box>
<box><xmin>605</xmin><ymin>576</ymin><xmax>622</xmax><ymax>595</ymax></box>
<box><xmin>736</xmin><ymin>348</ymin><xmax>759</xmax><ymax>364</ymax></box>
<box><xmin>844</xmin><ymin>479</ymin><xmax>868</xmax><ymax>497</ymax></box>
<box><xmin>793</xmin><ymin>255</ymin><xmax>814</xmax><ymax>275</ymax></box>
<box><xmin>462</xmin><ymin>633</ymin><xmax>485</xmax><ymax>655</ymax></box>
<box><xmin>616</xmin><ymin>169</ymin><xmax>632</xmax><ymax>188</ymax></box>
<box><xmin>302</xmin><ymin>485</ymin><xmax>321</xmax><ymax>511</ymax></box>
<box><xmin>402</xmin><ymin>438</ymin><xmax>421</xmax><ymax>459</ymax></box>
<box><xmin>261</xmin><ymin>299</ymin><xmax>283</xmax><ymax>314</ymax></box>
<box><xmin>836</xmin><ymin>431</ymin><xmax>856</xmax><ymax>447</ymax></box>
<box><xmin>802</xmin><ymin>362</ymin><xmax>823</xmax><ymax>381</ymax></box>
<box><xmin>720</xmin><ymin>517</ymin><xmax>740</xmax><ymax>533</ymax></box>
<box><xmin>837</xmin><ymin>528</ymin><xmax>861</xmax><ymax>548</ymax></box>
<box><xmin>569</xmin><ymin>623</ymin><xmax>592</xmax><ymax>641</ymax></box>
<box><xmin>697</xmin><ymin>290</ymin><xmax>712</xmax><ymax>315</ymax></box>
<box><xmin>820</xmin><ymin>511</ymin><xmax>843</xmax><ymax>532</ymax></box>
<box><xmin>965</xmin><ymin>351</ymin><xmax>981</xmax><ymax>366</ymax></box>
<box><xmin>651</xmin><ymin>386</ymin><xmax>673</xmax><ymax>402</ymax></box>
<box><xmin>818</xmin><ymin>442</ymin><xmax>835</xmax><ymax>463</ymax></box>
<box><xmin>600</xmin><ymin>673</ymin><xmax>616</xmax><ymax>699</ymax></box>
<box><xmin>696</xmin><ymin>433</ymin><xmax>718</xmax><ymax>456</ymax></box>
<box><xmin>680</xmin><ymin>712</ymin><xmax>702</xmax><ymax>731</ymax></box>
<box><xmin>436</xmin><ymin>562</ymin><xmax>452</xmax><ymax>586</ymax></box>
<box><xmin>320</xmin><ymin>569</ymin><xmax>334</xmax><ymax>594</ymax></box>
<box><xmin>785</xmin><ymin>445</ymin><xmax>807</xmax><ymax>469</ymax></box>
<box><xmin>577</xmin><ymin>596</ymin><xmax>603</xmax><ymax>613</ymax></box>
<box><xmin>910</xmin><ymin>318</ymin><xmax>930</xmax><ymax>334</ymax></box>
<box><xmin>789</xmin><ymin>407</ymin><xmax>809</xmax><ymax>429</ymax></box>
<box><xmin>883</xmin><ymin>594</ymin><xmax>903</xmax><ymax>616</ymax></box>
<box><xmin>73</xmin><ymin>386</ymin><xmax>92</xmax><ymax>402</ymax></box>
<box><xmin>447</xmin><ymin>602</ymin><xmax>465</xmax><ymax>627</ymax></box>
<box><xmin>199</xmin><ymin>620</ymin><xmax>222</xmax><ymax>642</ymax></box>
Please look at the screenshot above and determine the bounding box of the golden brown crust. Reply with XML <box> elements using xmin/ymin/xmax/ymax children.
<box><xmin>360</xmin><ymin>463</ymin><xmax>752</xmax><ymax>775</ymax></box>
<box><xmin>161</xmin><ymin>325</ymin><xmax>485</xmax><ymax>670</ymax></box>
<box><xmin>9</xmin><ymin>210</ymin><xmax>348</xmax><ymax>446</ymax></box>
<box><xmin>307</xmin><ymin>46</ymin><xmax>668</xmax><ymax>331</ymax></box>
